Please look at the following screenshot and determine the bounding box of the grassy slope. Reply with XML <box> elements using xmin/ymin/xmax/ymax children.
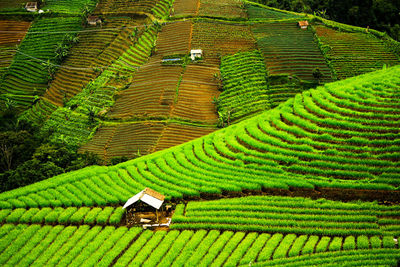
<box><xmin>1</xmin><ymin>3</ymin><xmax>400</xmax><ymax>266</ymax></box>
<box><xmin>1</xmin><ymin>65</ymin><xmax>399</xmax><ymax>209</ymax></box>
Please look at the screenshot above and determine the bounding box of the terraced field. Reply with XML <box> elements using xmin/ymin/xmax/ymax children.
<box><xmin>0</xmin><ymin>21</ymin><xmax>30</xmax><ymax>78</ymax></box>
<box><xmin>172</xmin><ymin>196</ymin><xmax>400</xmax><ymax>236</ymax></box>
<box><xmin>253</xmin><ymin>22</ymin><xmax>333</xmax><ymax>82</ymax></box>
<box><xmin>0</xmin><ymin>219</ymin><xmax>398</xmax><ymax>266</ymax></box>
<box><xmin>172</xmin><ymin>0</ymin><xmax>199</xmax><ymax>16</ymax></box>
<box><xmin>154</xmin><ymin>123</ymin><xmax>216</xmax><ymax>152</ymax></box>
<box><xmin>191</xmin><ymin>21</ymin><xmax>256</xmax><ymax>65</ymax></box>
<box><xmin>109</xmin><ymin>59</ymin><xmax>182</xmax><ymax>119</ymax></box>
<box><xmin>94</xmin><ymin>0</ymin><xmax>160</xmax><ymax>15</ymax></box>
<box><xmin>2</xmin><ymin>66</ymin><xmax>399</xmax><ymax>209</ymax></box>
<box><xmin>1</xmin><ymin>3</ymin><xmax>400</xmax><ymax>266</ymax></box>
<box><xmin>38</xmin><ymin>24</ymin><xmax>160</xmax><ymax>151</ymax></box>
<box><xmin>171</xmin><ymin>64</ymin><xmax>220</xmax><ymax>124</ymax></box>
<box><xmin>80</xmin><ymin>122</ymin><xmax>165</xmax><ymax>161</ymax></box>
<box><xmin>315</xmin><ymin>25</ymin><xmax>400</xmax><ymax>79</ymax></box>
<box><xmin>218</xmin><ymin>50</ymin><xmax>270</xmax><ymax>123</ymax></box>
<box><xmin>0</xmin><ymin>17</ymin><xmax>82</xmax><ymax>108</ymax></box>
<box><xmin>198</xmin><ymin>0</ymin><xmax>247</xmax><ymax>19</ymax></box>
<box><xmin>43</xmin><ymin>17</ymin><xmax>149</xmax><ymax>107</ymax></box>
<box><xmin>246</xmin><ymin>4</ymin><xmax>304</xmax><ymax>21</ymax></box>
<box><xmin>43</xmin><ymin>0</ymin><xmax>98</xmax><ymax>14</ymax></box>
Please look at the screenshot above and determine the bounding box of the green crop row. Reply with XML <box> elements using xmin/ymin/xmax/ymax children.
<box><xmin>152</xmin><ymin>0</ymin><xmax>174</xmax><ymax>19</ymax></box>
<box><xmin>1</xmin><ymin>206</ymin><xmax>123</xmax><ymax>225</ymax></box>
<box><xmin>251</xmin><ymin>248</ymin><xmax>400</xmax><ymax>266</ymax></box>
<box><xmin>218</xmin><ymin>50</ymin><xmax>271</xmax><ymax>124</ymax></box>
<box><xmin>0</xmin><ymin>17</ymin><xmax>82</xmax><ymax>109</ymax></box>
<box><xmin>0</xmin><ymin>224</ymin><xmax>397</xmax><ymax>266</ymax></box>
<box><xmin>1</xmin><ymin>66</ymin><xmax>400</xmax><ymax>209</ymax></box>
<box><xmin>43</xmin><ymin>0</ymin><xmax>97</xmax><ymax>14</ymax></box>
<box><xmin>314</xmin><ymin>24</ymin><xmax>400</xmax><ymax>80</ymax></box>
<box><xmin>172</xmin><ymin>196</ymin><xmax>400</xmax><ymax>236</ymax></box>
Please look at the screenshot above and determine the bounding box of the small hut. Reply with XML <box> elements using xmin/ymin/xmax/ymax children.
<box><xmin>25</xmin><ymin>2</ymin><xmax>38</xmax><ymax>12</ymax></box>
<box><xmin>298</xmin><ymin>21</ymin><xmax>309</xmax><ymax>30</ymax></box>
<box><xmin>123</xmin><ymin>188</ymin><xmax>165</xmax><ymax>223</ymax></box>
<box><xmin>87</xmin><ymin>16</ymin><xmax>102</xmax><ymax>26</ymax></box>
<box><xmin>190</xmin><ymin>49</ymin><xmax>203</xmax><ymax>61</ymax></box>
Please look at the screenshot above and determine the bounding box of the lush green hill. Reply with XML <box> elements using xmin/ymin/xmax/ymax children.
<box><xmin>1</xmin><ymin>65</ymin><xmax>399</xmax><ymax>210</ymax></box>
<box><xmin>0</xmin><ymin>2</ymin><xmax>399</xmax><ymax>266</ymax></box>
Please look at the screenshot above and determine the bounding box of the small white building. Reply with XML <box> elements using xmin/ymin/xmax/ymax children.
<box><xmin>190</xmin><ymin>49</ymin><xmax>203</xmax><ymax>61</ymax></box>
<box><xmin>87</xmin><ymin>16</ymin><xmax>102</xmax><ymax>26</ymax></box>
<box><xmin>123</xmin><ymin>188</ymin><xmax>165</xmax><ymax>210</ymax></box>
<box><xmin>298</xmin><ymin>21</ymin><xmax>309</xmax><ymax>30</ymax></box>
<box><xmin>25</xmin><ymin>2</ymin><xmax>38</xmax><ymax>12</ymax></box>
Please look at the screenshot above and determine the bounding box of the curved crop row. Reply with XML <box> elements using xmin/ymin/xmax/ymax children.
<box><xmin>0</xmin><ymin>66</ymin><xmax>399</xmax><ymax>209</ymax></box>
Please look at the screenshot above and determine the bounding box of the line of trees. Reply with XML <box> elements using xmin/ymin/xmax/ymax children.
<box><xmin>256</xmin><ymin>0</ymin><xmax>400</xmax><ymax>41</ymax></box>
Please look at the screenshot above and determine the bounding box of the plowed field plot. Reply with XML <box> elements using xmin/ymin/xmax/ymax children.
<box><xmin>154</xmin><ymin>21</ymin><xmax>192</xmax><ymax>56</ymax></box>
<box><xmin>0</xmin><ymin>21</ymin><xmax>31</xmax><ymax>45</ymax></box>
<box><xmin>155</xmin><ymin>123</ymin><xmax>216</xmax><ymax>151</ymax></box>
<box><xmin>108</xmin><ymin>58</ymin><xmax>183</xmax><ymax>119</ymax></box>
<box><xmin>172</xmin><ymin>0</ymin><xmax>199</xmax><ymax>16</ymax></box>
<box><xmin>198</xmin><ymin>0</ymin><xmax>247</xmax><ymax>19</ymax></box>
<box><xmin>79</xmin><ymin>122</ymin><xmax>165</xmax><ymax>162</ymax></box>
<box><xmin>253</xmin><ymin>22</ymin><xmax>333</xmax><ymax>82</ymax></box>
<box><xmin>108</xmin><ymin>21</ymin><xmax>192</xmax><ymax>120</ymax></box>
<box><xmin>94</xmin><ymin>0</ymin><xmax>159</xmax><ymax>15</ymax></box>
<box><xmin>191</xmin><ymin>22</ymin><xmax>256</xmax><ymax>65</ymax></box>
<box><xmin>43</xmin><ymin>18</ymin><xmax>146</xmax><ymax>106</ymax></box>
<box><xmin>0</xmin><ymin>21</ymin><xmax>30</xmax><ymax>77</ymax></box>
<box><xmin>172</xmin><ymin>64</ymin><xmax>220</xmax><ymax>124</ymax></box>
<box><xmin>315</xmin><ymin>25</ymin><xmax>400</xmax><ymax>79</ymax></box>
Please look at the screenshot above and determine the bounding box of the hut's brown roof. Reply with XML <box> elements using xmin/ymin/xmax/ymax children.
<box><xmin>144</xmin><ymin>188</ymin><xmax>165</xmax><ymax>201</ymax></box>
<box><xmin>298</xmin><ymin>21</ymin><xmax>309</xmax><ymax>27</ymax></box>
<box><xmin>26</xmin><ymin>2</ymin><xmax>38</xmax><ymax>8</ymax></box>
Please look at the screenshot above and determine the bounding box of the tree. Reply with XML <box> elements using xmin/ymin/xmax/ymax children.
<box><xmin>313</xmin><ymin>68</ymin><xmax>323</xmax><ymax>84</ymax></box>
<box><xmin>0</xmin><ymin>131</ymin><xmax>35</xmax><ymax>172</ymax></box>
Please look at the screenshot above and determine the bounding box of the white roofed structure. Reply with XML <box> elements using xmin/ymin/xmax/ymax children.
<box><xmin>190</xmin><ymin>49</ymin><xmax>203</xmax><ymax>60</ymax></box>
<box><xmin>123</xmin><ymin>188</ymin><xmax>165</xmax><ymax>210</ymax></box>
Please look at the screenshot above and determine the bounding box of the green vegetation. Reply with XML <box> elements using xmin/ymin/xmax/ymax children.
<box><xmin>1</xmin><ymin>66</ymin><xmax>400</xmax><ymax>207</ymax></box>
<box><xmin>171</xmin><ymin>195</ymin><xmax>400</xmax><ymax>236</ymax></box>
<box><xmin>252</xmin><ymin>21</ymin><xmax>333</xmax><ymax>82</ymax></box>
<box><xmin>0</xmin><ymin>17</ymin><xmax>82</xmax><ymax>109</ymax></box>
<box><xmin>0</xmin><ymin>2</ymin><xmax>399</xmax><ymax>267</ymax></box>
<box><xmin>248</xmin><ymin>0</ymin><xmax>400</xmax><ymax>41</ymax></box>
<box><xmin>218</xmin><ymin>50</ymin><xmax>270</xmax><ymax>124</ymax></box>
<box><xmin>314</xmin><ymin>25</ymin><xmax>400</xmax><ymax>79</ymax></box>
<box><xmin>43</xmin><ymin>0</ymin><xmax>98</xmax><ymax>14</ymax></box>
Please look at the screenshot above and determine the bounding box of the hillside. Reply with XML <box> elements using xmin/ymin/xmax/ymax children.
<box><xmin>1</xmin><ymin>0</ymin><xmax>398</xmax><ymax>167</ymax></box>
<box><xmin>0</xmin><ymin>65</ymin><xmax>399</xmax><ymax>266</ymax></box>
<box><xmin>0</xmin><ymin>0</ymin><xmax>399</xmax><ymax>266</ymax></box>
